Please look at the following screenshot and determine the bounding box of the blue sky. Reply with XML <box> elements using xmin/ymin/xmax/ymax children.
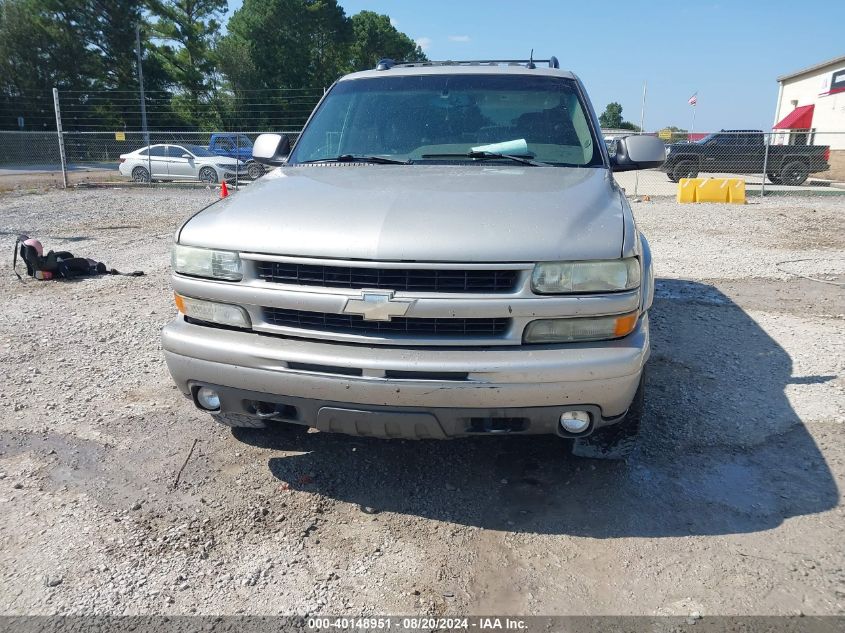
<box><xmin>226</xmin><ymin>0</ymin><xmax>845</xmax><ymax>132</ymax></box>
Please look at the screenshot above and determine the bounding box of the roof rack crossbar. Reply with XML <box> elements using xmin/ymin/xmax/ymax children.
<box><xmin>375</xmin><ymin>58</ymin><xmax>561</xmax><ymax>71</ymax></box>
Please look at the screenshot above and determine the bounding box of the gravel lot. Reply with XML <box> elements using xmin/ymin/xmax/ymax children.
<box><xmin>0</xmin><ymin>187</ymin><xmax>843</xmax><ymax>616</ymax></box>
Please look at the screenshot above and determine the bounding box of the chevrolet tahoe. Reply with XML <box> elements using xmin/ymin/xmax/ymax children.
<box><xmin>162</xmin><ymin>57</ymin><xmax>666</xmax><ymax>458</ymax></box>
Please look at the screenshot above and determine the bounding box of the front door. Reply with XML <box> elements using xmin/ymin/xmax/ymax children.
<box><xmin>166</xmin><ymin>145</ymin><xmax>195</xmax><ymax>179</ymax></box>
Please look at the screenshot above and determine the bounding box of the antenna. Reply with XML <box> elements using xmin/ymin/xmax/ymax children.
<box><xmin>527</xmin><ymin>49</ymin><xmax>536</xmax><ymax>69</ymax></box>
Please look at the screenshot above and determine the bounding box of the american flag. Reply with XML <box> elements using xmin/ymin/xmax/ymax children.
<box><xmin>688</xmin><ymin>93</ymin><xmax>698</xmax><ymax>106</ymax></box>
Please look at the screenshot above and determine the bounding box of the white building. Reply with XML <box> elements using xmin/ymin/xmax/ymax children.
<box><xmin>774</xmin><ymin>54</ymin><xmax>845</xmax><ymax>179</ymax></box>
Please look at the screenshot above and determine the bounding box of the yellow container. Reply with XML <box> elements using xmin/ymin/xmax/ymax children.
<box><xmin>677</xmin><ymin>178</ymin><xmax>698</xmax><ymax>203</ymax></box>
<box><xmin>696</xmin><ymin>178</ymin><xmax>729</xmax><ymax>203</ymax></box>
<box><xmin>727</xmin><ymin>179</ymin><xmax>746</xmax><ymax>204</ymax></box>
<box><xmin>677</xmin><ymin>178</ymin><xmax>745</xmax><ymax>204</ymax></box>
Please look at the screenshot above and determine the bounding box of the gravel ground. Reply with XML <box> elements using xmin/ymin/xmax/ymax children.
<box><xmin>0</xmin><ymin>187</ymin><xmax>843</xmax><ymax>616</ymax></box>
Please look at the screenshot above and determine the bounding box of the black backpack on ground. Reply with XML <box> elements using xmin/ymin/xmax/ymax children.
<box><xmin>13</xmin><ymin>235</ymin><xmax>144</xmax><ymax>280</ymax></box>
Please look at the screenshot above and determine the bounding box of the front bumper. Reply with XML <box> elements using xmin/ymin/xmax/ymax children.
<box><xmin>162</xmin><ymin>314</ymin><xmax>649</xmax><ymax>438</ymax></box>
<box><xmin>222</xmin><ymin>167</ymin><xmax>250</xmax><ymax>180</ymax></box>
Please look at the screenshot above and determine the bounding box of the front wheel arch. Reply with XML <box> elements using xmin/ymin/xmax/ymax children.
<box><xmin>571</xmin><ymin>371</ymin><xmax>645</xmax><ymax>460</ymax></box>
<box><xmin>671</xmin><ymin>158</ymin><xmax>700</xmax><ymax>181</ymax></box>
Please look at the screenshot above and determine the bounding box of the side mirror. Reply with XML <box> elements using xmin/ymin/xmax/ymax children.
<box><xmin>610</xmin><ymin>135</ymin><xmax>666</xmax><ymax>172</ymax></box>
<box><xmin>253</xmin><ymin>133</ymin><xmax>291</xmax><ymax>166</ymax></box>
<box><xmin>181</xmin><ymin>153</ymin><xmax>192</xmax><ymax>159</ymax></box>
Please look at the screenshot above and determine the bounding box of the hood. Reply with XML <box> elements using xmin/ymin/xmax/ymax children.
<box><xmin>178</xmin><ymin>165</ymin><xmax>624</xmax><ymax>262</ymax></box>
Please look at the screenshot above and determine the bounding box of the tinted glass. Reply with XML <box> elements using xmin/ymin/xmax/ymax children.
<box><xmin>167</xmin><ymin>145</ymin><xmax>188</xmax><ymax>157</ymax></box>
<box><xmin>148</xmin><ymin>145</ymin><xmax>167</xmax><ymax>157</ymax></box>
<box><xmin>290</xmin><ymin>74</ymin><xmax>602</xmax><ymax>167</ymax></box>
<box><xmin>182</xmin><ymin>144</ymin><xmax>217</xmax><ymax>157</ymax></box>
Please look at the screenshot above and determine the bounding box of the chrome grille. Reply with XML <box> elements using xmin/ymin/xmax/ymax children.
<box><xmin>255</xmin><ymin>261</ymin><xmax>518</xmax><ymax>293</ymax></box>
<box><xmin>263</xmin><ymin>307</ymin><xmax>510</xmax><ymax>338</ymax></box>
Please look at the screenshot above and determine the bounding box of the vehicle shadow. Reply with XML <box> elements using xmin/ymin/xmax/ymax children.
<box><xmin>233</xmin><ymin>279</ymin><xmax>839</xmax><ymax>537</ymax></box>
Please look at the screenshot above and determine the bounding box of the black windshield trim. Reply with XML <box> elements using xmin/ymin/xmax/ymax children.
<box><xmin>300</xmin><ymin>154</ymin><xmax>412</xmax><ymax>165</ymax></box>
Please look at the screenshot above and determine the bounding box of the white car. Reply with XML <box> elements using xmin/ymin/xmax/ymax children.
<box><xmin>118</xmin><ymin>143</ymin><xmax>248</xmax><ymax>183</ymax></box>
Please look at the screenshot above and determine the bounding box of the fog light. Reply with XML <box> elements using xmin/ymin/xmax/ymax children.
<box><xmin>196</xmin><ymin>387</ymin><xmax>220</xmax><ymax>411</ymax></box>
<box><xmin>560</xmin><ymin>410</ymin><xmax>591</xmax><ymax>433</ymax></box>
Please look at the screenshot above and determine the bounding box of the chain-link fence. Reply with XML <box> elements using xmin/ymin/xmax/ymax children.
<box><xmin>2</xmin><ymin>88</ymin><xmax>844</xmax><ymax>197</ymax></box>
<box><xmin>609</xmin><ymin>130</ymin><xmax>845</xmax><ymax>197</ymax></box>
<box><xmin>62</xmin><ymin>130</ymin><xmax>302</xmax><ymax>188</ymax></box>
<box><xmin>0</xmin><ymin>129</ymin><xmax>303</xmax><ymax>188</ymax></box>
<box><xmin>607</xmin><ymin>130</ymin><xmax>845</xmax><ymax>196</ymax></box>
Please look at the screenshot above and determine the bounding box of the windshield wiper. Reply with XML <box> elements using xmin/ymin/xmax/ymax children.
<box><xmin>301</xmin><ymin>154</ymin><xmax>411</xmax><ymax>165</ymax></box>
<box><xmin>420</xmin><ymin>151</ymin><xmax>548</xmax><ymax>167</ymax></box>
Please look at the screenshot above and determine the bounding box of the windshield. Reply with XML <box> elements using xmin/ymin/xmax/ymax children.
<box><xmin>289</xmin><ymin>74</ymin><xmax>602</xmax><ymax>167</ymax></box>
<box><xmin>184</xmin><ymin>144</ymin><xmax>217</xmax><ymax>157</ymax></box>
<box><xmin>695</xmin><ymin>133</ymin><xmax>717</xmax><ymax>144</ymax></box>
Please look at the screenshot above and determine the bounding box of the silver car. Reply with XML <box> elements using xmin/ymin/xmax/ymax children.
<box><xmin>118</xmin><ymin>143</ymin><xmax>248</xmax><ymax>184</ymax></box>
<box><xmin>162</xmin><ymin>58</ymin><xmax>665</xmax><ymax>458</ymax></box>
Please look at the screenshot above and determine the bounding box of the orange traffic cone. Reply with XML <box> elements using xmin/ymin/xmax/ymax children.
<box><xmin>220</xmin><ymin>180</ymin><xmax>229</xmax><ymax>198</ymax></box>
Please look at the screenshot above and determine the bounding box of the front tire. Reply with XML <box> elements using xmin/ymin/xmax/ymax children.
<box><xmin>671</xmin><ymin>160</ymin><xmax>699</xmax><ymax>181</ymax></box>
<box><xmin>247</xmin><ymin>161</ymin><xmax>264</xmax><ymax>180</ymax></box>
<box><xmin>780</xmin><ymin>161</ymin><xmax>809</xmax><ymax>186</ymax></box>
<box><xmin>212</xmin><ymin>412</ymin><xmax>307</xmax><ymax>435</ymax></box>
<box><xmin>571</xmin><ymin>373</ymin><xmax>644</xmax><ymax>460</ymax></box>
<box><xmin>199</xmin><ymin>166</ymin><xmax>218</xmax><ymax>184</ymax></box>
<box><xmin>767</xmin><ymin>172</ymin><xmax>782</xmax><ymax>185</ymax></box>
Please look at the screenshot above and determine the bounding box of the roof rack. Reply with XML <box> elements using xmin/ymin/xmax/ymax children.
<box><xmin>375</xmin><ymin>56</ymin><xmax>560</xmax><ymax>71</ymax></box>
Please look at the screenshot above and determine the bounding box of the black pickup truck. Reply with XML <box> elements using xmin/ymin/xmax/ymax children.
<box><xmin>661</xmin><ymin>129</ymin><xmax>830</xmax><ymax>185</ymax></box>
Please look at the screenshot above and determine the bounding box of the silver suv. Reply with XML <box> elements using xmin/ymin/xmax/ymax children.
<box><xmin>162</xmin><ymin>57</ymin><xmax>665</xmax><ymax>458</ymax></box>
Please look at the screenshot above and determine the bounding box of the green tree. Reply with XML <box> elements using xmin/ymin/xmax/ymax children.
<box><xmin>148</xmin><ymin>0</ymin><xmax>226</xmax><ymax>127</ymax></box>
<box><xmin>599</xmin><ymin>102</ymin><xmax>624</xmax><ymax>128</ymax></box>
<box><xmin>347</xmin><ymin>11</ymin><xmax>425</xmax><ymax>72</ymax></box>
<box><xmin>0</xmin><ymin>0</ymin><xmax>93</xmax><ymax>90</ymax></box>
<box><xmin>0</xmin><ymin>0</ymin><xmax>181</xmax><ymax>130</ymax></box>
<box><xmin>217</xmin><ymin>0</ymin><xmax>354</xmax><ymax>129</ymax></box>
<box><xmin>219</xmin><ymin>0</ymin><xmax>352</xmax><ymax>94</ymax></box>
<box><xmin>598</xmin><ymin>101</ymin><xmax>641</xmax><ymax>131</ymax></box>
<box><xmin>74</xmin><ymin>0</ymin><xmax>165</xmax><ymax>128</ymax></box>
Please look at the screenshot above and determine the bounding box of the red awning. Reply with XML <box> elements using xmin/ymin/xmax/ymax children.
<box><xmin>773</xmin><ymin>104</ymin><xmax>814</xmax><ymax>129</ymax></box>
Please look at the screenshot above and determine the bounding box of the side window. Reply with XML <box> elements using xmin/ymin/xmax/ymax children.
<box><xmin>137</xmin><ymin>148</ymin><xmax>149</xmax><ymax>156</ymax></box>
<box><xmin>149</xmin><ymin>145</ymin><xmax>168</xmax><ymax>157</ymax></box>
<box><xmin>167</xmin><ymin>146</ymin><xmax>188</xmax><ymax>158</ymax></box>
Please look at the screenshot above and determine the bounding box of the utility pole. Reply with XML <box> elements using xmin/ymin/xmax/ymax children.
<box><xmin>52</xmin><ymin>88</ymin><xmax>68</xmax><ymax>189</ymax></box>
<box><xmin>135</xmin><ymin>25</ymin><xmax>149</xmax><ymax>147</ymax></box>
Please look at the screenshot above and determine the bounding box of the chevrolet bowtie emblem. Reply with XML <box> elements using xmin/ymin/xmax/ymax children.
<box><xmin>342</xmin><ymin>290</ymin><xmax>415</xmax><ymax>321</ymax></box>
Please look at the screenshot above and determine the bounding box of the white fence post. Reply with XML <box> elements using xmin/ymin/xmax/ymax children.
<box><xmin>52</xmin><ymin>87</ymin><xmax>68</xmax><ymax>189</ymax></box>
<box><xmin>760</xmin><ymin>133</ymin><xmax>770</xmax><ymax>198</ymax></box>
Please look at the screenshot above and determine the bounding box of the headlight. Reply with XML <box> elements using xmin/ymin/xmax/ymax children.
<box><xmin>532</xmin><ymin>258</ymin><xmax>640</xmax><ymax>294</ymax></box>
<box><xmin>215</xmin><ymin>163</ymin><xmax>231</xmax><ymax>169</ymax></box>
<box><xmin>523</xmin><ymin>312</ymin><xmax>638</xmax><ymax>344</ymax></box>
<box><xmin>175</xmin><ymin>294</ymin><xmax>251</xmax><ymax>328</ymax></box>
<box><xmin>172</xmin><ymin>244</ymin><xmax>242</xmax><ymax>281</ymax></box>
